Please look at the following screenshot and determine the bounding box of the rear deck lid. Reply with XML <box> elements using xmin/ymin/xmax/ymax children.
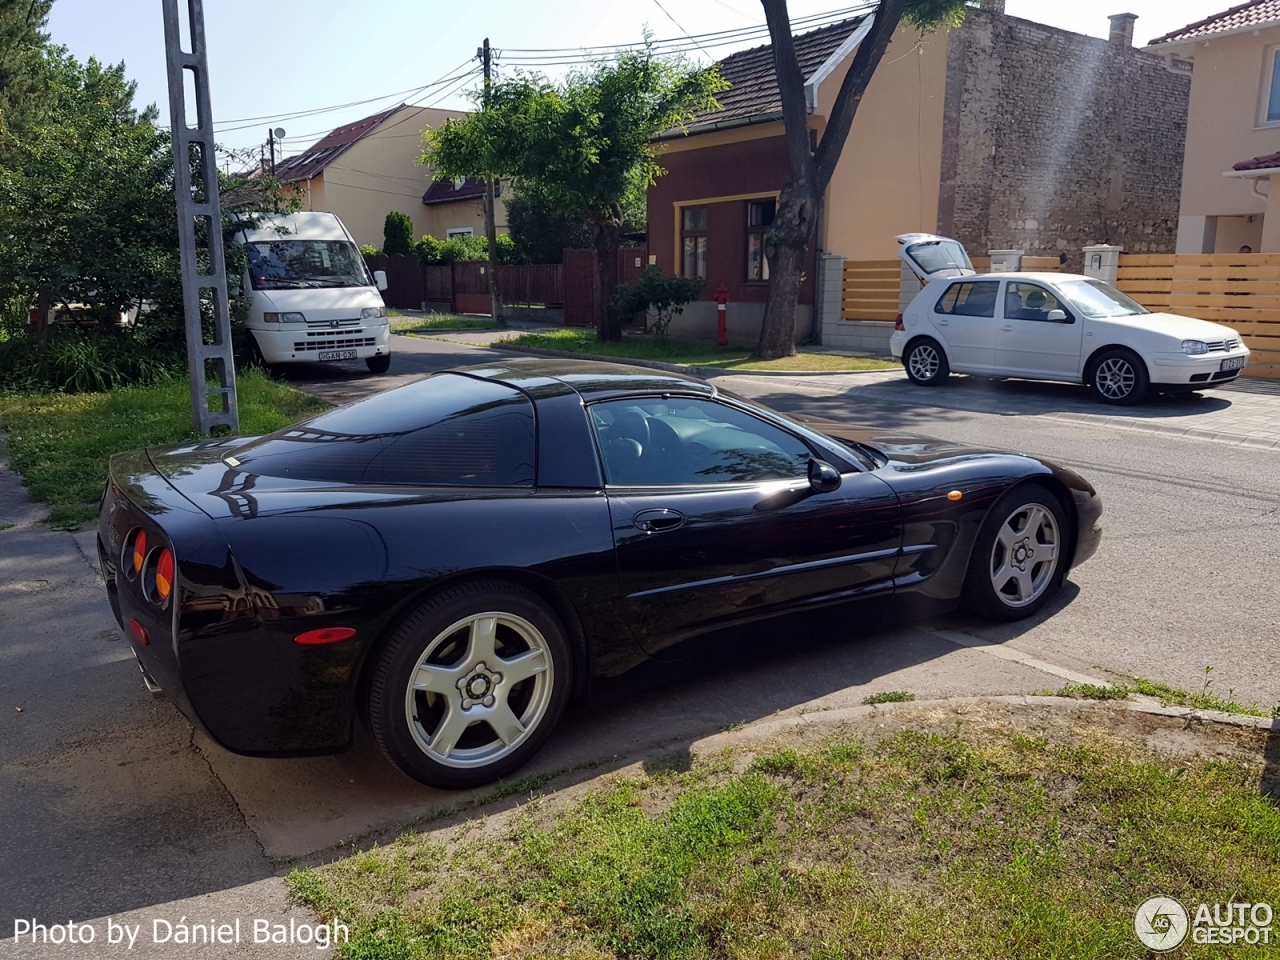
<box><xmin>897</xmin><ymin>233</ymin><xmax>976</xmax><ymax>283</ymax></box>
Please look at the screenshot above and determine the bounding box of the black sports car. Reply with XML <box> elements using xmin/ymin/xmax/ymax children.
<box><xmin>97</xmin><ymin>359</ymin><xmax>1101</xmax><ymax>788</ymax></box>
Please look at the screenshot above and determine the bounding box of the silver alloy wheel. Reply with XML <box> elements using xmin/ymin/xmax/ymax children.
<box><xmin>1094</xmin><ymin>356</ymin><xmax>1135</xmax><ymax>400</ymax></box>
<box><xmin>908</xmin><ymin>343</ymin><xmax>940</xmax><ymax>381</ymax></box>
<box><xmin>989</xmin><ymin>502</ymin><xmax>1060</xmax><ymax>609</ymax></box>
<box><xmin>404</xmin><ymin>611</ymin><xmax>553</xmax><ymax>769</ymax></box>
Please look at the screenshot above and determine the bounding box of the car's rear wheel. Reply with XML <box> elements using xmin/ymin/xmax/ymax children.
<box><xmin>904</xmin><ymin>338</ymin><xmax>950</xmax><ymax>386</ymax></box>
<box><xmin>1088</xmin><ymin>348</ymin><xmax>1148</xmax><ymax>405</ymax></box>
<box><xmin>368</xmin><ymin>581</ymin><xmax>569</xmax><ymax>788</ymax></box>
<box><xmin>963</xmin><ymin>485</ymin><xmax>1067</xmax><ymax>621</ymax></box>
<box><xmin>366</xmin><ymin>353</ymin><xmax>391</xmax><ymax>374</ymax></box>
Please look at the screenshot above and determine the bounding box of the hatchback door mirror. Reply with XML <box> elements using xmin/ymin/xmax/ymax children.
<box><xmin>1047</xmin><ymin>308</ymin><xmax>1068</xmax><ymax>322</ymax></box>
<box><xmin>374</xmin><ymin>270</ymin><xmax>388</xmax><ymax>292</ymax></box>
<box><xmin>808</xmin><ymin>459</ymin><xmax>842</xmax><ymax>494</ymax></box>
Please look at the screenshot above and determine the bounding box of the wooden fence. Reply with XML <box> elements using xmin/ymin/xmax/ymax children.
<box><xmin>1116</xmin><ymin>253</ymin><xmax>1280</xmax><ymax>379</ymax></box>
<box><xmin>840</xmin><ymin>259</ymin><xmax>900</xmax><ymax>321</ymax></box>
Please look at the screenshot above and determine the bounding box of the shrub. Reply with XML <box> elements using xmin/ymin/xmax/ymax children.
<box><xmin>358</xmin><ymin>243</ymin><xmax>379</xmax><ymax>257</ymax></box>
<box><xmin>612</xmin><ymin>266</ymin><xmax>703</xmax><ymax>340</ymax></box>
<box><xmin>382</xmin><ymin>211</ymin><xmax>415</xmax><ymax>256</ymax></box>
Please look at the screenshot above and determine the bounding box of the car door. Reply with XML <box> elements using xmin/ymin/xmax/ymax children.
<box><xmin>589</xmin><ymin>396</ymin><xmax>902</xmax><ymax>661</ymax></box>
<box><xmin>930</xmin><ymin>279</ymin><xmax>1001</xmax><ymax>371</ymax></box>
<box><xmin>996</xmin><ymin>280</ymin><xmax>1084</xmax><ymax>379</ymax></box>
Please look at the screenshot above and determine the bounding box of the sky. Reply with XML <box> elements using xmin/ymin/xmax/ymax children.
<box><xmin>46</xmin><ymin>0</ymin><xmax>1217</xmax><ymax>160</ymax></box>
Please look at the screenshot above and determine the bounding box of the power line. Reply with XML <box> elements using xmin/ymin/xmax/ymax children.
<box><xmin>650</xmin><ymin>0</ymin><xmax>715</xmax><ymax>60</ymax></box>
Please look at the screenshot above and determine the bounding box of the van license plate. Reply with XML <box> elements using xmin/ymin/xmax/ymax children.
<box><xmin>1220</xmin><ymin>356</ymin><xmax>1246</xmax><ymax>371</ymax></box>
<box><xmin>318</xmin><ymin>350</ymin><xmax>357</xmax><ymax>362</ymax></box>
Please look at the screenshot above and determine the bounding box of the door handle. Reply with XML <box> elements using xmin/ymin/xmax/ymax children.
<box><xmin>936</xmin><ymin>318</ymin><xmax>950</xmax><ymax>325</ymax></box>
<box><xmin>633</xmin><ymin>508</ymin><xmax>684</xmax><ymax>532</ymax></box>
<box><xmin>1000</xmin><ymin>324</ymin><xmax>1013</xmax><ymax>331</ymax></box>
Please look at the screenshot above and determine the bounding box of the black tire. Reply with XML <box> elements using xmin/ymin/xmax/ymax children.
<box><xmin>1087</xmin><ymin>347</ymin><xmax>1148</xmax><ymax>405</ymax></box>
<box><xmin>963</xmin><ymin>484</ymin><xmax>1068</xmax><ymax>622</ymax></box>
<box><xmin>366</xmin><ymin>353</ymin><xmax>391</xmax><ymax>374</ymax></box>
<box><xmin>903</xmin><ymin>338</ymin><xmax>950</xmax><ymax>386</ymax></box>
<box><xmin>367</xmin><ymin>580</ymin><xmax>570</xmax><ymax>789</ymax></box>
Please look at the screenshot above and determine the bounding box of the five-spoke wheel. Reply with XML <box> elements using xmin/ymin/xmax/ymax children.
<box><xmin>964</xmin><ymin>486</ymin><xmax>1067</xmax><ymax>621</ymax></box>
<box><xmin>368</xmin><ymin>581</ymin><xmax>569</xmax><ymax>788</ymax></box>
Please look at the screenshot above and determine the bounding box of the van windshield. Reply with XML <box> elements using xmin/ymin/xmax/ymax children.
<box><xmin>246</xmin><ymin>240</ymin><xmax>374</xmax><ymax>290</ymax></box>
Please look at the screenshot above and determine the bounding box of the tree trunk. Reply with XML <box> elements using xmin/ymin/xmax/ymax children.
<box><xmin>593</xmin><ymin>222</ymin><xmax>622</xmax><ymax>342</ymax></box>
<box><xmin>33</xmin><ymin>285</ymin><xmax>53</xmax><ymax>355</ymax></box>
<box><xmin>483</xmin><ymin>181</ymin><xmax>504</xmax><ymax>323</ymax></box>
<box><xmin>757</xmin><ymin>184</ymin><xmax>816</xmax><ymax>359</ymax></box>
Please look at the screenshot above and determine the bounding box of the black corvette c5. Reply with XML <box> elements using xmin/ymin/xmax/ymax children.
<box><xmin>97</xmin><ymin>359</ymin><xmax>1101</xmax><ymax>788</ymax></box>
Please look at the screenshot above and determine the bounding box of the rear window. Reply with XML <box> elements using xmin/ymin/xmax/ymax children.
<box><xmin>231</xmin><ymin>374</ymin><xmax>535</xmax><ymax>486</ymax></box>
<box><xmin>935</xmin><ymin>280</ymin><xmax>999</xmax><ymax>318</ymax></box>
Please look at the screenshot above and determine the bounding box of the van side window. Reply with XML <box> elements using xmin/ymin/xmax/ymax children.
<box><xmin>935</xmin><ymin>281</ymin><xmax>999</xmax><ymax>318</ymax></box>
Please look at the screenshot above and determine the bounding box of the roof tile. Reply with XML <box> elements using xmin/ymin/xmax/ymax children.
<box><xmin>275</xmin><ymin>105</ymin><xmax>403</xmax><ymax>182</ymax></box>
<box><xmin>1233</xmin><ymin>150</ymin><xmax>1280</xmax><ymax>171</ymax></box>
<box><xmin>1147</xmin><ymin>0</ymin><xmax>1280</xmax><ymax>46</ymax></box>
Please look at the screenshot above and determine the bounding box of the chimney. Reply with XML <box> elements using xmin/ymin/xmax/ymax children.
<box><xmin>979</xmin><ymin>0</ymin><xmax>1006</xmax><ymax>12</ymax></box>
<box><xmin>1108</xmin><ymin>13</ymin><xmax>1137</xmax><ymax>47</ymax></box>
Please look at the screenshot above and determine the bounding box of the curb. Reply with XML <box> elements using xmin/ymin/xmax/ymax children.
<box><xmin>486</xmin><ymin>342</ymin><xmax>901</xmax><ymax>378</ymax></box>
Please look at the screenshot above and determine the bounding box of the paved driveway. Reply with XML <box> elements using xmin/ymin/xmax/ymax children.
<box><xmin>2</xmin><ymin>332</ymin><xmax>1277</xmax><ymax>952</ymax></box>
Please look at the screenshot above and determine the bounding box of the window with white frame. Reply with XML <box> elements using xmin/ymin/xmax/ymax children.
<box><xmin>446</xmin><ymin>227</ymin><xmax>474</xmax><ymax>237</ymax></box>
<box><xmin>1265</xmin><ymin>47</ymin><xmax>1280</xmax><ymax>124</ymax></box>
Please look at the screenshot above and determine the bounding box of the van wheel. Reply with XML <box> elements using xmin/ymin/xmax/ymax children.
<box><xmin>366</xmin><ymin>354</ymin><xmax>391</xmax><ymax>374</ymax></box>
<box><xmin>904</xmin><ymin>338</ymin><xmax>950</xmax><ymax>386</ymax></box>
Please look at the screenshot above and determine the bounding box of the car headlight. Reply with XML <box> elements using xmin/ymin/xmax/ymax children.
<box><xmin>360</xmin><ymin>306</ymin><xmax>387</xmax><ymax>320</ymax></box>
<box><xmin>263</xmin><ymin>312</ymin><xmax>306</xmax><ymax>323</ymax></box>
<box><xmin>1181</xmin><ymin>340</ymin><xmax>1208</xmax><ymax>356</ymax></box>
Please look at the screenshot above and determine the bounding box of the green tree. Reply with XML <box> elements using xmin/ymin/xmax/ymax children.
<box><xmin>612</xmin><ymin>265</ymin><xmax>702</xmax><ymax>340</ymax></box>
<box><xmin>755</xmin><ymin>0</ymin><xmax>968</xmax><ymax>358</ymax></box>
<box><xmin>424</xmin><ymin>43</ymin><xmax>725</xmax><ymax>341</ymax></box>
<box><xmin>0</xmin><ymin>0</ymin><xmax>54</xmax><ymax>142</ymax></box>
<box><xmin>382</xmin><ymin>210</ymin><xmax>414</xmax><ymax>256</ymax></box>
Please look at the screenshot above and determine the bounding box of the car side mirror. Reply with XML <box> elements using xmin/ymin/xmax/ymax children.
<box><xmin>374</xmin><ymin>270</ymin><xmax>388</xmax><ymax>292</ymax></box>
<box><xmin>1047</xmin><ymin>309</ymin><xmax>1069</xmax><ymax>322</ymax></box>
<box><xmin>808</xmin><ymin>458</ymin><xmax>841</xmax><ymax>494</ymax></box>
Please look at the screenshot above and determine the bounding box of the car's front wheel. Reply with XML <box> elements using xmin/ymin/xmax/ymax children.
<box><xmin>904</xmin><ymin>338</ymin><xmax>950</xmax><ymax>386</ymax></box>
<box><xmin>1088</xmin><ymin>348</ymin><xmax>1148</xmax><ymax>405</ymax></box>
<box><xmin>963</xmin><ymin>485</ymin><xmax>1067</xmax><ymax>621</ymax></box>
<box><xmin>366</xmin><ymin>353</ymin><xmax>391</xmax><ymax>374</ymax></box>
<box><xmin>368</xmin><ymin>581</ymin><xmax>570</xmax><ymax>788</ymax></box>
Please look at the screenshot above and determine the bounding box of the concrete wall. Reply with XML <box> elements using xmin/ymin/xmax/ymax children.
<box><xmin>664</xmin><ymin>301</ymin><xmax>811</xmax><ymax>344</ymax></box>
<box><xmin>938</xmin><ymin>8</ymin><xmax>1190</xmax><ymax>272</ymax></box>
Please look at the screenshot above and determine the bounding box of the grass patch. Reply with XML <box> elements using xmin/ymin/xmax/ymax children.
<box><xmin>496</xmin><ymin>329</ymin><xmax>899</xmax><ymax>372</ymax></box>
<box><xmin>863</xmin><ymin>690</ymin><xmax>916</xmax><ymax>706</ymax></box>
<box><xmin>0</xmin><ymin>369</ymin><xmax>329</xmax><ymax>530</ymax></box>
<box><xmin>391</xmin><ymin>314</ymin><xmax>502</xmax><ymax>333</ymax></box>
<box><xmin>288</xmin><ymin>723</ymin><xmax>1279</xmax><ymax>959</ymax></box>
<box><xmin>1055</xmin><ymin>670</ymin><xmax>1276</xmax><ymax>718</ymax></box>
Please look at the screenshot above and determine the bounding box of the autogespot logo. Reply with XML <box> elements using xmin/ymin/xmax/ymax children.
<box><xmin>1135</xmin><ymin>897</ymin><xmax>1190</xmax><ymax>952</ymax></box>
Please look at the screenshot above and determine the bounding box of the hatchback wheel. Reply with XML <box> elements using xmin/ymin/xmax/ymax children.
<box><xmin>963</xmin><ymin>485</ymin><xmax>1067</xmax><ymax>621</ymax></box>
<box><xmin>1088</xmin><ymin>348</ymin><xmax>1148</xmax><ymax>405</ymax></box>
<box><xmin>904</xmin><ymin>339</ymin><xmax>950</xmax><ymax>386</ymax></box>
<box><xmin>368</xmin><ymin>581</ymin><xmax>569</xmax><ymax>788</ymax></box>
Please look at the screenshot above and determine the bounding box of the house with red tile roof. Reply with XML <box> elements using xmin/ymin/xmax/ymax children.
<box><xmin>275</xmin><ymin>104</ymin><xmax>506</xmax><ymax>248</ymax></box>
<box><xmin>1145</xmin><ymin>1</ymin><xmax>1280</xmax><ymax>252</ymax></box>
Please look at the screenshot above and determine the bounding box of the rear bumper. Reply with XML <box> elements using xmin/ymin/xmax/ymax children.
<box><xmin>1070</xmin><ymin>486</ymin><xmax>1103</xmax><ymax>570</ymax></box>
<box><xmin>889</xmin><ymin>330</ymin><xmax>906</xmax><ymax>359</ymax></box>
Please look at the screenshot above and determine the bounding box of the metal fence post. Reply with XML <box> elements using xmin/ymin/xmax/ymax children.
<box><xmin>162</xmin><ymin>0</ymin><xmax>239</xmax><ymax>435</ymax></box>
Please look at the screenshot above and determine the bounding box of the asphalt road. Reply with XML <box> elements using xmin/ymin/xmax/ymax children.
<box><xmin>1</xmin><ymin>331</ymin><xmax>1277</xmax><ymax>951</ymax></box>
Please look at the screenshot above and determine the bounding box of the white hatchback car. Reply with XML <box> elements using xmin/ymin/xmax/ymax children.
<box><xmin>887</xmin><ymin>234</ymin><xmax>1250</xmax><ymax>404</ymax></box>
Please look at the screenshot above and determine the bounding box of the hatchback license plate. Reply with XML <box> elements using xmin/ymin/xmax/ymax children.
<box><xmin>318</xmin><ymin>350</ymin><xmax>357</xmax><ymax>362</ymax></box>
<box><xmin>1220</xmin><ymin>356</ymin><xmax>1246</xmax><ymax>371</ymax></box>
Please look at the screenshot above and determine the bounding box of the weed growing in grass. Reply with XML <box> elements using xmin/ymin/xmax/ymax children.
<box><xmin>1054</xmin><ymin>676</ymin><xmax>1270</xmax><ymax>718</ymax></box>
<box><xmin>863</xmin><ymin>690</ymin><xmax>916</xmax><ymax>706</ymax></box>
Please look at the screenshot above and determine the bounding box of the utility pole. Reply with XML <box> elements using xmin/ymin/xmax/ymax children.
<box><xmin>162</xmin><ymin>0</ymin><xmax>239</xmax><ymax>435</ymax></box>
<box><xmin>479</xmin><ymin>37</ymin><xmax>503</xmax><ymax>323</ymax></box>
<box><xmin>267</xmin><ymin>127</ymin><xmax>276</xmax><ymax>176</ymax></box>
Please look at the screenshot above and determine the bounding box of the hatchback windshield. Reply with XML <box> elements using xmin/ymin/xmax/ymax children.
<box><xmin>905</xmin><ymin>239</ymin><xmax>973</xmax><ymax>275</ymax></box>
<box><xmin>1057</xmin><ymin>279</ymin><xmax>1149</xmax><ymax>319</ymax></box>
<box><xmin>246</xmin><ymin>240</ymin><xmax>374</xmax><ymax>290</ymax></box>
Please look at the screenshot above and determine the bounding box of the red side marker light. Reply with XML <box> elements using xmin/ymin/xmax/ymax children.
<box><xmin>294</xmin><ymin>627</ymin><xmax>356</xmax><ymax>646</ymax></box>
<box><xmin>129</xmin><ymin>618</ymin><xmax>150</xmax><ymax>646</ymax></box>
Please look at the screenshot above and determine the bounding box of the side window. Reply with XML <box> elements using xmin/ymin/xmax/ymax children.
<box><xmin>589</xmin><ymin>398</ymin><xmax>813</xmax><ymax>486</ymax></box>
<box><xmin>1005</xmin><ymin>282</ymin><xmax>1069</xmax><ymax>322</ymax></box>
<box><xmin>231</xmin><ymin>374</ymin><xmax>535</xmax><ymax>486</ymax></box>
<box><xmin>934</xmin><ymin>280</ymin><xmax>999</xmax><ymax>318</ymax></box>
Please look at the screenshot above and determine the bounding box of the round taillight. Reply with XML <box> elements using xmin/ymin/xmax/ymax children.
<box><xmin>154</xmin><ymin>549</ymin><xmax>174</xmax><ymax>603</ymax></box>
<box><xmin>123</xmin><ymin>529</ymin><xmax>146</xmax><ymax>580</ymax></box>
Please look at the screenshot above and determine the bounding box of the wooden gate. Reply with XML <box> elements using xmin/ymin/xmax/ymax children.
<box><xmin>561</xmin><ymin>246</ymin><xmax>649</xmax><ymax>327</ymax></box>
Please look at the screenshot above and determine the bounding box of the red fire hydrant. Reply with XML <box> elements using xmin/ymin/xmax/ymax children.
<box><xmin>714</xmin><ymin>284</ymin><xmax>729</xmax><ymax>346</ymax></box>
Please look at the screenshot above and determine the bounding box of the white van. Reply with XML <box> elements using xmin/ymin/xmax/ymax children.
<box><xmin>232</xmin><ymin>211</ymin><xmax>392</xmax><ymax>373</ymax></box>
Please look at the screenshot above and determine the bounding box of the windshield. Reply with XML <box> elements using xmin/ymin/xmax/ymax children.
<box><xmin>1056</xmin><ymin>278</ymin><xmax>1149</xmax><ymax>319</ymax></box>
<box><xmin>905</xmin><ymin>240</ymin><xmax>973</xmax><ymax>275</ymax></box>
<box><xmin>246</xmin><ymin>240</ymin><xmax>374</xmax><ymax>290</ymax></box>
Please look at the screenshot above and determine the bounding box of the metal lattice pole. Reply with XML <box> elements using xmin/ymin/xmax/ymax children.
<box><xmin>162</xmin><ymin>0</ymin><xmax>238</xmax><ymax>435</ymax></box>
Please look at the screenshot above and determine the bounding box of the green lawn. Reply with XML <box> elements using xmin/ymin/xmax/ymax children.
<box><xmin>0</xmin><ymin>369</ymin><xmax>329</xmax><ymax>529</ymax></box>
<box><xmin>289</xmin><ymin>719</ymin><xmax>1279</xmax><ymax>959</ymax></box>
<box><xmin>496</xmin><ymin>329</ymin><xmax>900</xmax><ymax>372</ymax></box>
<box><xmin>391</xmin><ymin>315</ymin><xmax>502</xmax><ymax>334</ymax></box>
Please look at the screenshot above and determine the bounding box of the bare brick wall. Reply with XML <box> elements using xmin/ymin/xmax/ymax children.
<box><xmin>937</xmin><ymin>8</ymin><xmax>1190</xmax><ymax>272</ymax></box>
